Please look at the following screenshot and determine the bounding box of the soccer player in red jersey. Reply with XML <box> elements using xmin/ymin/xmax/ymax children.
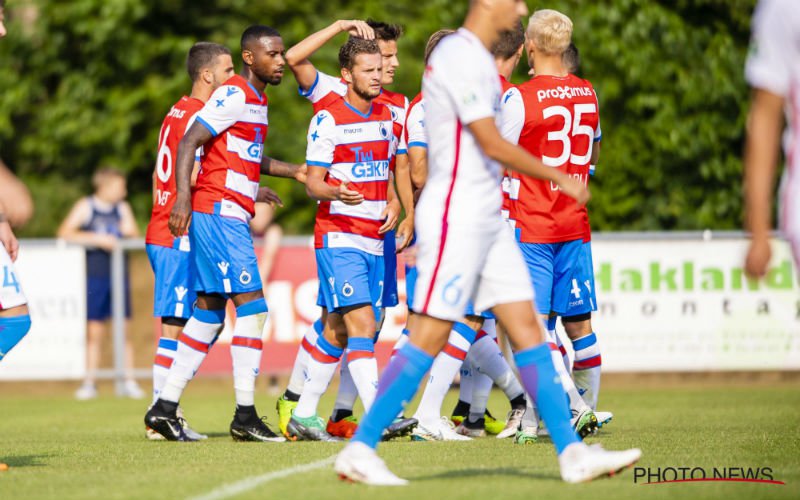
<box><xmin>145</xmin><ymin>25</ymin><xmax>304</xmax><ymax>442</ymax></box>
<box><xmin>143</xmin><ymin>42</ymin><xmax>235</xmax><ymax>440</ymax></box>
<box><xmin>499</xmin><ymin>13</ymin><xmax>607</xmax><ymax>440</ymax></box>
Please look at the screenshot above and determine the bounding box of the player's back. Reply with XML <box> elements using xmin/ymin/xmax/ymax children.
<box><xmin>146</xmin><ymin>96</ymin><xmax>205</xmax><ymax>248</ymax></box>
<box><xmin>420</xmin><ymin>28</ymin><xmax>504</xmax><ymax>228</ymax></box>
<box><xmin>513</xmin><ymin>73</ymin><xmax>600</xmax><ymax>243</ymax></box>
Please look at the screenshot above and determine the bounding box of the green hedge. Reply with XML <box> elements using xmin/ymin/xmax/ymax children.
<box><xmin>0</xmin><ymin>0</ymin><xmax>756</xmax><ymax>236</ymax></box>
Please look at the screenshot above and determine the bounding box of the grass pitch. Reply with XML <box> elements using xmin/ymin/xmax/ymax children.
<box><xmin>1</xmin><ymin>378</ymin><xmax>798</xmax><ymax>500</ymax></box>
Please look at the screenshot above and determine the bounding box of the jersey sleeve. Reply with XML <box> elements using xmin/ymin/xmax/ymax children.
<box><xmin>194</xmin><ymin>85</ymin><xmax>246</xmax><ymax>137</ymax></box>
<box><xmin>305</xmin><ymin>110</ymin><xmax>337</xmax><ymax>168</ymax></box>
<box><xmin>405</xmin><ymin>101</ymin><xmax>427</xmax><ymax>149</ymax></box>
<box><xmin>396</xmin><ymin>96</ymin><xmax>410</xmax><ymax>155</ymax></box>
<box><xmin>499</xmin><ymin>87</ymin><xmax>524</xmax><ymax>143</ymax></box>
<box><xmin>745</xmin><ymin>0</ymin><xmax>793</xmax><ymax>97</ymax></box>
<box><xmin>299</xmin><ymin>70</ymin><xmax>347</xmax><ymax>104</ymax></box>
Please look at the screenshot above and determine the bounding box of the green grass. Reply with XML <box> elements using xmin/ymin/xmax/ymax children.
<box><xmin>1</xmin><ymin>379</ymin><xmax>798</xmax><ymax>500</ymax></box>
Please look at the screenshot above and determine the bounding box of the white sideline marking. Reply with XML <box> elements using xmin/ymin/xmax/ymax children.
<box><xmin>187</xmin><ymin>455</ymin><xmax>337</xmax><ymax>500</ymax></box>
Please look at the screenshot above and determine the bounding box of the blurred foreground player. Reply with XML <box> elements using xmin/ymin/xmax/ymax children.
<box><xmin>744</xmin><ymin>0</ymin><xmax>800</xmax><ymax>278</ymax></box>
<box><xmin>0</xmin><ymin>0</ymin><xmax>33</xmax><ymax>472</ymax></box>
<box><xmin>334</xmin><ymin>0</ymin><xmax>641</xmax><ymax>486</ymax></box>
<box><xmin>144</xmin><ymin>42</ymin><xmax>235</xmax><ymax>440</ymax></box>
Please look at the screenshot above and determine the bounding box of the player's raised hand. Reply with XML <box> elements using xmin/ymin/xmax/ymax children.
<box><xmin>395</xmin><ymin>217</ymin><xmax>414</xmax><ymax>252</ymax></box>
<box><xmin>256</xmin><ymin>186</ymin><xmax>284</xmax><ymax>207</ymax></box>
<box><xmin>338</xmin><ymin>20</ymin><xmax>374</xmax><ymax>40</ymax></box>
<box><xmin>168</xmin><ymin>194</ymin><xmax>192</xmax><ymax>237</ymax></box>
<box><xmin>0</xmin><ymin>219</ymin><xmax>20</xmax><ymax>262</ymax></box>
<box><xmin>379</xmin><ymin>199</ymin><xmax>401</xmax><ymax>234</ymax></box>
<box><xmin>557</xmin><ymin>176</ymin><xmax>591</xmax><ymax>205</ymax></box>
<box><xmin>337</xmin><ymin>182</ymin><xmax>364</xmax><ymax>206</ymax></box>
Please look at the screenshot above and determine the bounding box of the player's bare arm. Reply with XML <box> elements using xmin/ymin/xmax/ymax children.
<box><xmin>119</xmin><ymin>202</ymin><xmax>139</xmax><ymax>238</ymax></box>
<box><xmin>305</xmin><ymin>165</ymin><xmax>364</xmax><ymax>205</ymax></box>
<box><xmin>0</xmin><ymin>201</ymin><xmax>20</xmax><ymax>261</ymax></box>
<box><xmin>260</xmin><ymin>156</ymin><xmax>307</xmax><ymax>183</ymax></box>
<box><xmin>393</xmin><ymin>154</ymin><xmax>415</xmax><ymax>249</ymax></box>
<box><xmin>468</xmin><ymin>117</ymin><xmax>590</xmax><ymax>205</ymax></box>
<box><xmin>285</xmin><ymin>20</ymin><xmax>375</xmax><ymax>91</ymax></box>
<box><xmin>408</xmin><ymin>145</ymin><xmax>427</xmax><ymax>190</ymax></box>
<box><xmin>168</xmin><ymin>122</ymin><xmax>213</xmax><ymax>237</ymax></box>
<box><xmin>57</xmin><ymin>199</ymin><xmax>117</xmax><ymax>251</ymax></box>
<box><xmin>379</xmin><ymin>176</ymin><xmax>401</xmax><ymax>234</ymax></box>
<box><xmin>744</xmin><ymin>88</ymin><xmax>785</xmax><ymax>278</ymax></box>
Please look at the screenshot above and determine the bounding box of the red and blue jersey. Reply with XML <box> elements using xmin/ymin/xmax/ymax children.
<box><xmin>301</xmin><ymin>71</ymin><xmax>408</xmax><ymax>163</ymax></box>
<box><xmin>146</xmin><ymin>96</ymin><xmax>204</xmax><ymax>249</ymax></box>
<box><xmin>306</xmin><ymin>97</ymin><xmax>394</xmax><ymax>255</ymax></box>
<box><xmin>503</xmin><ymin>73</ymin><xmax>601</xmax><ymax>243</ymax></box>
<box><xmin>192</xmin><ymin>75</ymin><xmax>269</xmax><ymax>221</ymax></box>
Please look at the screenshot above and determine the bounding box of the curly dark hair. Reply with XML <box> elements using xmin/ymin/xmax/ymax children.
<box><xmin>339</xmin><ymin>37</ymin><xmax>381</xmax><ymax>70</ymax></box>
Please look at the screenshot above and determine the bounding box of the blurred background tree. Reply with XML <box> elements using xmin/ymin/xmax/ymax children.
<box><xmin>0</xmin><ymin>0</ymin><xmax>756</xmax><ymax>236</ymax></box>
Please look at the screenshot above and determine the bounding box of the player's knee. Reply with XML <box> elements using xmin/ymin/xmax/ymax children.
<box><xmin>561</xmin><ymin>313</ymin><xmax>592</xmax><ymax>337</ymax></box>
<box><xmin>162</xmin><ymin>316</ymin><xmax>188</xmax><ymax>328</ymax></box>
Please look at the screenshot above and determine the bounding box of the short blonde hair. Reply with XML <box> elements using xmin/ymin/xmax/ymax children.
<box><xmin>526</xmin><ymin>9</ymin><xmax>573</xmax><ymax>56</ymax></box>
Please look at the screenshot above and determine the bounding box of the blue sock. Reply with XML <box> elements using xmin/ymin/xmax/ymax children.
<box><xmin>514</xmin><ymin>344</ymin><xmax>579</xmax><ymax>454</ymax></box>
<box><xmin>0</xmin><ymin>315</ymin><xmax>32</xmax><ymax>362</ymax></box>
<box><xmin>352</xmin><ymin>342</ymin><xmax>433</xmax><ymax>449</ymax></box>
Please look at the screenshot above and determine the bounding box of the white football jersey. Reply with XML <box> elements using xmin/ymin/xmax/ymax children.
<box><xmin>418</xmin><ymin>28</ymin><xmax>504</xmax><ymax>229</ymax></box>
<box><xmin>746</xmin><ymin>0</ymin><xmax>800</xmax><ymax>241</ymax></box>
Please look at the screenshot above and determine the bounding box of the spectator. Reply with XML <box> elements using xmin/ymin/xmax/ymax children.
<box><xmin>57</xmin><ymin>167</ymin><xmax>143</xmax><ymax>400</ymax></box>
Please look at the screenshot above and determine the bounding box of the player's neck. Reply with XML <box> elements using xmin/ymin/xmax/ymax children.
<box><xmin>190</xmin><ymin>82</ymin><xmax>213</xmax><ymax>103</ymax></box>
<box><xmin>462</xmin><ymin>11</ymin><xmax>499</xmax><ymax>51</ymax></box>
<box><xmin>241</xmin><ymin>68</ymin><xmax>267</xmax><ymax>94</ymax></box>
<box><xmin>344</xmin><ymin>89</ymin><xmax>372</xmax><ymax>116</ymax></box>
<box><xmin>496</xmin><ymin>59</ymin><xmax>516</xmax><ymax>81</ymax></box>
<box><xmin>532</xmin><ymin>55</ymin><xmax>568</xmax><ymax>78</ymax></box>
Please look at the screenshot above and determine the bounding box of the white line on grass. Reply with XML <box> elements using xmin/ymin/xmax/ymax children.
<box><xmin>187</xmin><ymin>455</ymin><xmax>337</xmax><ymax>500</ymax></box>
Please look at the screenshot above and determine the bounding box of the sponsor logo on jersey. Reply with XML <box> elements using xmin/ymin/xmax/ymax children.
<box><xmin>174</xmin><ymin>286</ymin><xmax>188</xmax><ymax>301</ymax></box>
<box><xmin>217</xmin><ymin>261</ymin><xmax>230</xmax><ymax>276</ymax></box>
<box><xmin>536</xmin><ymin>86</ymin><xmax>594</xmax><ymax>102</ymax></box>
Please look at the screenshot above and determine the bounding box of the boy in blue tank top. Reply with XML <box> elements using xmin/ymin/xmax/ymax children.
<box><xmin>58</xmin><ymin>167</ymin><xmax>142</xmax><ymax>400</ymax></box>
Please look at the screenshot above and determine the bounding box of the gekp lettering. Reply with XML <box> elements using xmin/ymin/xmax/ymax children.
<box><xmin>247</xmin><ymin>128</ymin><xmax>264</xmax><ymax>160</ymax></box>
<box><xmin>550</xmin><ymin>172</ymin><xmax>589</xmax><ymax>192</ymax></box>
<box><xmin>349</xmin><ymin>146</ymin><xmax>388</xmax><ymax>180</ymax></box>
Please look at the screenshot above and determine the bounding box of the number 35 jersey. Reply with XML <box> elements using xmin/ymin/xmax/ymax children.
<box><xmin>146</xmin><ymin>95</ymin><xmax>205</xmax><ymax>249</ymax></box>
<box><xmin>502</xmin><ymin>74</ymin><xmax>601</xmax><ymax>244</ymax></box>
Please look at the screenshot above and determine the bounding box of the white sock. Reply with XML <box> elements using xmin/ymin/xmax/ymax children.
<box><xmin>469</xmin><ymin>369</ymin><xmax>494</xmax><ymax>421</ymax></box>
<box><xmin>332</xmin><ymin>353</ymin><xmax>359</xmax><ymax>414</ymax></box>
<box><xmin>521</xmin><ymin>399</ymin><xmax>540</xmax><ymax>429</ymax></box>
<box><xmin>469</xmin><ymin>335</ymin><xmax>524</xmax><ymax>401</ymax></box>
<box><xmin>546</xmin><ymin>340</ymin><xmax>590</xmax><ymax>413</ymax></box>
<box><xmin>152</xmin><ymin>337</ymin><xmax>177</xmax><ymax>404</ymax></box>
<box><xmin>160</xmin><ymin>310</ymin><xmax>224</xmax><ymax>403</ymax></box>
<box><xmin>230</xmin><ymin>301</ymin><xmax>268</xmax><ymax>407</ymax></box>
<box><xmin>391</xmin><ymin>328</ymin><xmax>410</xmax><ymax>359</ymax></box>
<box><xmin>547</xmin><ymin>317</ymin><xmax>571</xmax><ymax>373</ymax></box>
<box><xmin>286</xmin><ymin>319</ymin><xmax>322</xmax><ymax>396</ymax></box>
<box><xmin>571</xmin><ymin>332</ymin><xmax>602</xmax><ymax>409</ymax></box>
<box><xmin>346</xmin><ymin>337</ymin><xmax>378</xmax><ymax>411</ymax></box>
<box><xmin>414</xmin><ymin>323</ymin><xmax>474</xmax><ymax>424</ymax></box>
<box><xmin>294</xmin><ymin>336</ymin><xmax>342</xmax><ymax>419</ymax></box>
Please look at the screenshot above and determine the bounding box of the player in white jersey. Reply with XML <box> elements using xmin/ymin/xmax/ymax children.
<box><xmin>744</xmin><ymin>0</ymin><xmax>800</xmax><ymax>278</ymax></box>
<box><xmin>335</xmin><ymin>0</ymin><xmax>641</xmax><ymax>486</ymax></box>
